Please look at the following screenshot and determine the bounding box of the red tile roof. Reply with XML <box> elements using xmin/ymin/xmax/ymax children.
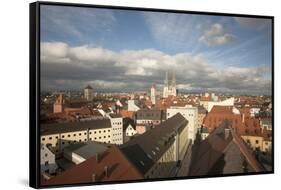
<box><xmin>41</xmin><ymin>146</ymin><xmax>143</xmax><ymax>186</ymax></box>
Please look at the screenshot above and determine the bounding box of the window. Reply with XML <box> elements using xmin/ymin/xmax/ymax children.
<box><xmin>42</xmin><ymin>138</ymin><xmax>45</xmax><ymax>141</ymax></box>
<box><xmin>45</xmin><ymin>153</ymin><xmax>48</xmax><ymax>157</ymax></box>
<box><xmin>68</xmin><ymin>134</ymin><xmax>70</xmax><ymax>137</ymax></box>
<box><xmin>104</xmin><ymin>130</ymin><xmax>106</xmax><ymax>133</ymax></box>
<box><xmin>104</xmin><ymin>136</ymin><xmax>106</xmax><ymax>138</ymax></box>
<box><xmin>56</xmin><ymin>136</ymin><xmax>58</xmax><ymax>139</ymax></box>
<box><xmin>73</xmin><ymin>134</ymin><xmax>76</xmax><ymax>137</ymax></box>
<box><xmin>108</xmin><ymin>129</ymin><xmax>110</xmax><ymax>132</ymax></box>
<box><xmin>49</xmin><ymin>137</ymin><xmax>52</xmax><ymax>140</ymax></box>
<box><xmin>62</xmin><ymin>135</ymin><xmax>64</xmax><ymax>138</ymax></box>
<box><xmin>79</xmin><ymin>133</ymin><xmax>81</xmax><ymax>136</ymax></box>
<box><xmin>94</xmin><ymin>131</ymin><xmax>96</xmax><ymax>134</ymax></box>
<box><xmin>256</xmin><ymin>140</ymin><xmax>259</xmax><ymax>144</ymax></box>
<box><xmin>99</xmin><ymin>137</ymin><xmax>101</xmax><ymax>139</ymax></box>
<box><xmin>45</xmin><ymin>161</ymin><xmax>49</xmax><ymax>166</ymax></box>
<box><xmin>94</xmin><ymin>137</ymin><xmax>97</xmax><ymax>140</ymax></box>
<box><xmin>99</xmin><ymin>131</ymin><xmax>101</xmax><ymax>133</ymax></box>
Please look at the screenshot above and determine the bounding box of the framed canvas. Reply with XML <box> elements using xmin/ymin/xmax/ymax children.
<box><xmin>29</xmin><ymin>1</ymin><xmax>274</xmax><ymax>188</ymax></box>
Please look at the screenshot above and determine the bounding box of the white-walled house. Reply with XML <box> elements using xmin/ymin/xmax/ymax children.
<box><xmin>128</xmin><ymin>100</ymin><xmax>140</xmax><ymax>112</ymax></box>
<box><xmin>107</xmin><ymin>113</ymin><xmax>123</xmax><ymax>145</ymax></box>
<box><xmin>40</xmin><ymin>144</ymin><xmax>58</xmax><ymax>175</ymax></box>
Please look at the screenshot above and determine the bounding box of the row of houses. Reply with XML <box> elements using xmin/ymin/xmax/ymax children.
<box><xmin>41</xmin><ymin>113</ymin><xmax>190</xmax><ymax>185</ymax></box>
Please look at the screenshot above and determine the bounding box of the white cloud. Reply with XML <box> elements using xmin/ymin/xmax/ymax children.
<box><xmin>199</xmin><ymin>23</ymin><xmax>235</xmax><ymax>46</ymax></box>
<box><xmin>40</xmin><ymin>41</ymin><xmax>271</xmax><ymax>95</ymax></box>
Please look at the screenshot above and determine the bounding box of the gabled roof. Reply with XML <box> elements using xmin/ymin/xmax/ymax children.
<box><xmin>41</xmin><ymin>119</ymin><xmax>111</xmax><ymax>136</ymax></box>
<box><xmin>84</xmin><ymin>85</ymin><xmax>93</xmax><ymax>90</ymax></box>
<box><xmin>121</xmin><ymin>113</ymin><xmax>188</xmax><ymax>175</ymax></box>
<box><xmin>123</xmin><ymin>117</ymin><xmax>136</xmax><ymax>131</ymax></box>
<box><xmin>41</xmin><ymin>146</ymin><xmax>143</xmax><ymax>186</ymax></box>
<box><xmin>189</xmin><ymin>120</ymin><xmax>264</xmax><ymax>176</ymax></box>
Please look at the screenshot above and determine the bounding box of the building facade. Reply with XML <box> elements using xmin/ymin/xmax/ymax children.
<box><xmin>84</xmin><ymin>85</ymin><xmax>93</xmax><ymax>101</ymax></box>
<box><xmin>163</xmin><ymin>71</ymin><xmax>177</xmax><ymax>98</ymax></box>
<box><xmin>53</xmin><ymin>94</ymin><xmax>66</xmax><ymax>113</ymax></box>
<box><xmin>40</xmin><ymin>119</ymin><xmax>122</xmax><ymax>154</ymax></box>
<box><xmin>41</xmin><ymin>144</ymin><xmax>58</xmax><ymax>175</ymax></box>
<box><xmin>167</xmin><ymin>106</ymin><xmax>198</xmax><ymax>143</ymax></box>
<box><xmin>121</xmin><ymin>113</ymin><xmax>189</xmax><ymax>179</ymax></box>
<box><xmin>150</xmin><ymin>84</ymin><xmax>156</xmax><ymax>105</ymax></box>
<box><xmin>135</xmin><ymin>109</ymin><xmax>166</xmax><ymax>134</ymax></box>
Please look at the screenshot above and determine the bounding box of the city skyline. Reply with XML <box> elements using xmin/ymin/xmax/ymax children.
<box><xmin>41</xmin><ymin>5</ymin><xmax>272</xmax><ymax>95</ymax></box>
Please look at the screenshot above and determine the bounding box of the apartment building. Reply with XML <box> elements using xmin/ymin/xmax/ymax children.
<box><xmin>40</xmin><ymin>118</ymin><xmax>123</xmax><ymax>154</ymax></box>
<box><xmin>167</xmin><ymin>106</ymin><xmax>198</xmax><ymax>143</ymax></box>
<box><xmin>121</xmin><ymin>113</ymin><xmax>189</xmax><ymax>179</ymax></box>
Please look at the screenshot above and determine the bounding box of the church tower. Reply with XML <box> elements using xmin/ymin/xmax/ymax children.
<box><xmin>53</xmin><ymin>94</ymin><xmax>66</xmax><ymax>113</ymax></box>
<box><xmin>151</xmin><ymin>84</ymin><xmax>156</xmax><ymax>105</ymax></box>
<box><xmin>171</xmin><ymin>71</ymin><xmax>177</xmax><ymax>96</ymax></box>
<box><xmin>84</xmin><ymin>84</ymin><xmax>93</xmax><ymax>101</ymax></box>
<box><xmin>163</xmin><ymin>71</ymin><xmax>169</xmax><ymax>98</ymax></box>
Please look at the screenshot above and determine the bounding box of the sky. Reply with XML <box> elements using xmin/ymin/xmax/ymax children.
<box><xmin>40</xmin><ymin>5</ymin><xmax>272</xmax><ymax>95</ymax></box>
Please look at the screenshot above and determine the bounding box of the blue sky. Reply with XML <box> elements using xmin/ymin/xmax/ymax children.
<box><xmin>40</xmin><ymin>5</ymin><xmax>272</xmax><ymax>95</ymax></box>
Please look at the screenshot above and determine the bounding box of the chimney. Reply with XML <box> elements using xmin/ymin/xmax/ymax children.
<box><xmin>242</xmin><ymin>114</ymin><xmax>245</xmax><ymax>123</ymax></box>
<box><xmin>92</xmin><ymin>173</ymin><xmax>97</xmax><ymax>182</ymax></box>
<box><xmin>104</xmin><ymin>166</ymin><xmax>108</xmax><ymax>177</ymax></box>
<box><xmin>224</xmin><ymin>128</ymin><xmax>230</xmax><ymax>140</ymax></box>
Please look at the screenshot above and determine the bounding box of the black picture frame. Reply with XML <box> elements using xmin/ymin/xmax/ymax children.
<box><xmin>30</xmin><ymin>1</ymin><xmax>274</xmax><ymax>188</ymax></box>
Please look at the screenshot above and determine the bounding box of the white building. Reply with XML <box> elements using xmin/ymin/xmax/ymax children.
<box><xmin>84</xmin><ymin>85</ymin><xmax>93</xmax><ymax>101</ymax></box>
<box><xmin>128</xmin><ymin>100</ymin><xmax>140</xmax><ymax>112</ymax></box>
<box><xmin>40</xmin><ymin>144</ymin><xmax>57</xmax><ymax>175</ymax></box>
<box><xmin>107</xmin><ymin>113</ymin><xmax>123</xmax><ymax>145</ymax></box>
<box><xmin>163</xmin><ymin>71</ymin><xmax>177</xmax><ymax>98</ymax></box>
<box><xmin>250</xmin><ymin>108</ymin><xmax>260</xmax><ymax>117</ymax></box>
<box><xmin>150</xmin><ymin>84</ymin><xmax>156</xmax><ymax>105</ymax></box>
<box><xmin>167</xmin><ymin>106</ymin><xmax>198</xmax><ymax>143</ymax></box>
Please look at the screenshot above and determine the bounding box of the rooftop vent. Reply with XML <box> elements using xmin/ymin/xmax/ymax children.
<box><xmin>224</xmin><ymin>128</ymin><xmax>231</xmax><ymax>140</ymax></box>
<box><xmin>140</xmin><ymin>160</ymin><xmax>145</xmax><ymax>166</ymax></box>
<box><xmin>104</xmin><ymin>166</ymin><xmax>109</xmax><ymax>177</ymax></box>
<box><xmin>92</xmin><ymin>173</ymin><xmax>97</xmax><ymax>182</ymax></box>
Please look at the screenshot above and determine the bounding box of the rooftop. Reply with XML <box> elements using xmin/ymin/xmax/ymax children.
<box><xmin>121</xmin><ymin>113</ymin><xmax>188</xmax><ymax>175</ymax></box>
<box><xmin>41</xmin><ymin>146</ymin><xmax>143</xmax><ymax>186</ymax></box>
<box><xmin>41</xmin><ymin>119</ymin><xmax>111</xmax><ymax>136</ymax></box>
<box><xmin>136</xmin><ymin>109</ymin><xmax>166</xmax><ymax>120</ymax></box>
<box><xmin>64</xmin><ymin>141</ymin><xmax>108</xmax><ymax>160</ymax></box>
<box><xmin>84</xmin><ymin>85</ymin><xmax>93</xmax><ymax>90</ymax></box>
<box><xmin>189</xmin><ymin>121</ymin><xmax>265</xmax><ymax>176</ymax></box>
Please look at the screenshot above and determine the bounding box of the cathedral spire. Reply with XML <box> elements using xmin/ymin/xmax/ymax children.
<box><xmin>172</xmin><ymin>70</ymin><xmax>176</xmax><ymax>87</ymax></box>
<box><xmin>164</xmin><ymin>71</ymin><xmax>169</xmax><ymax>86</ymax></box>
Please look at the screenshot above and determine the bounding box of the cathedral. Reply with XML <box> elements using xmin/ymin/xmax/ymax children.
<box><xmin>163</xmin><ymin>71</ymin><xmax>177</xmax><ymax>98</ymax></box>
